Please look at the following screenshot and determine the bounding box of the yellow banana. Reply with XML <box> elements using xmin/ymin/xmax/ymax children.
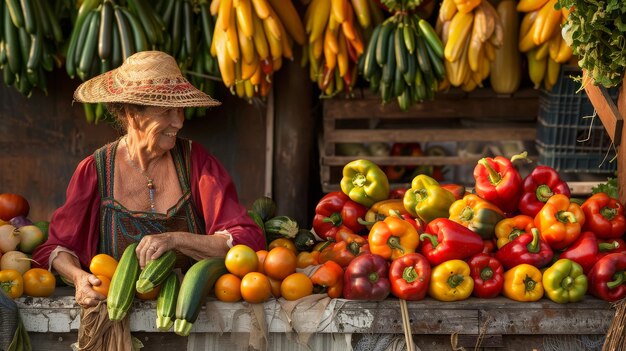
<box><xmin>235</xmin><ymin>0</ymin><xmax>254</xmax><ymax>38</ymax></box>
<box><xmin>439</xmin><ymin>0</ymin><xmax>458</xmax><ymax>22</ymax></box>
<box><xmin>535</xmin><ymin>41</ymin><xmax>549</xmax><ymax>60</ymax></box>
<box><xmin>441</xmin><ymin>19</ymin><xmax>451</xmax><ymax>46</ymax></box>
<box><xmin>544</xmin><ymin>57</ymin><xmax>560</xmax><ymax>91</ymax></box>
<box><xmin>337</xmin><ymin>31</ymin><xmax>348</xmax><ymax>77</ymax></box>
<box><xmin>484</xmin><ymin>41</ymin><xmax>495</xmax><ymax>61</ymax></box>
<box><xmin>331</xmin><ymin>0</ymin><xmax>346</xmax><ymax>23</ymax></box>
<box><xmin>210</xmin><ymin>0</ymin><xmax>221</xmax><ymax>16</ymax></box>
<box><xmin>235</xmin><ymin>61</ymin><xmax>245</xmax><ymax>97</ymax></box>
<box><xmin>350</xmin><ymin>0</ymin><xmax>370</xmax><ymax>28</ymax></box>
<box><xmin>474</xmin><ymin>3</ymin><xmax>494</xmax><ymax>43</ymax></box>
<box><xmin>273</xmin><ymin>56</ymin><xmax>282</xmax><ymax>70</ymax></box>
<box><xmin>519</xmin><ymin>11</ymin><xmax>539</xmax><ymax>43</ymax></box>
<box><xmin>251</xmin><ymin>0</ymin><xmax>271</xmax><ymax>19</ymax></box>
<box><xmin>250</xmin><ymin>63</ymin><xmax>262</xmax><ymax>85</ymax></box>
<box><xmin>309</xmin><ymin>0</ymin><xmax>331</xmax><ymax>43</ymax></box>
<box><xmin>244</xmin><ymin>79</ymin><xmax>255</xmax><ymax>99</ymax></box>
<box><xmin>267</xmin><ymin>0</ymin><xmax>306</xmax><ymax>45</ymax></box>
<box><xmin>341</xmin><ymin>3</ymin><xmax>357</xmax><ymax>41</ymax></box>
<box><xmin>527</xmin><ymin>49</ymin><xmax>547</xmax><ymax>89</ymax></box>
<box><xmin>516</xmin><ymin>0</ymin><xmax>549</xmax><ymax>13</ymax></box>
<box><xmin>444</xmin><ymin>11</ymin><xmax>474</xmax><ymax>63</ymax></box>
<box><xmin>263</xmin><ymin>16</ymin><xmax>283</xmax><ymax>59</ymax></box>
<box><xmin>328</xmin><ymin>7</ymin><xmax>339</xmax><ymax>31</ymax></box>
<box><xmin>554</xmin><ymin>37</ymin><xmax>572</xmax><ymax>63</ymax></box>
<box><xmin>226</xmin><ymin>13</ymin><xmax>240</xmax><ymax>62</ymax></box>
<box><xmin>468</xmin><ymin>21</ymin><xmax>483</xmax><ymax>72</ymax></box>
<box><xmin>264</xmin><ymin>15</ymin><xmax>282</xmax><ymax>41</ymax></box>
<box><xmin>242</xmin><ymin>54</ymin><xmax>259</xmax><ymax>79</ymax></box>
<box><xmin>532</xmin><ymin>0</ymin><xmax>560</xmax><ymax>46</ymax></box>
<box><xmin>485</xmin><ymin>2</ymin><xmax>504</xmax><ymax>48</ymax></box>
<box><xmin>215</xmin><ymin>28</ymin><xmax>236</xmax><ymax>86</ymax></box>
<box><xmin>218</xmin><ymin>0</ymin><xmax>233</xmax><ymax>32</ymax></box>
<box><xmin>252</xmin><ymin>15</ymin><xmax>270</xmax><ymax>60</ymax></box>
<box><xmin>309</xmin><ymin>43</ymin><xmax>320</xmax><ymax>80</ymax></box>
<box><xmin>271</xmin><ymin>7</ymin><xmax>294</xmax><ymax>60</ymax></box>
<box><xmin>325</xmin><ymin>27</ymin><xmax>339</xmax><ymax>54</ymax></box>
<box><xmin>237</xmin><ymin>14</ymin><xmax>256</xmax><ymax>64</ymax></box>
<box><xmin>479</xmin><ymin>55</ymin><xmax>491</xmax><ymax>80</ymax></box>
<box><xmin>446</xmin><ymin>34</ymin><xmax>470</xmax><ymax>86</ymax></box>
<box><xmin>324</xmin><ymin>29</ymin><xmax>337</xmax><ymax>70</ymax></box>
<box><xmin>312</xmin><ymin>36</ymin><xmax>323</xmax><ymax>59</ymax></box>
<box><xmin>548</xmin><ymin>32</ymin><xmax>561</xmax><ymax>61</ymax></box>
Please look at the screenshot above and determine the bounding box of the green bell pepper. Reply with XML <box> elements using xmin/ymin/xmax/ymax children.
<box><xmin>542</xmin><ymin>258</ymin><xmax>588</xmax><ymax>304</ymax></box>
<box><xmin>340</xmin><ymin>159</ymin><xmax>389</xmax><ymax>207</ymax></box>
<box><xmin>448</xmin><ymin>194</ymin><xmax>504</xmax><ymax>239</ymax></box>
<box><xmin>403</xmin><ymin>175</ymin><xmax>455</xmax><ymax>223</ymax></box>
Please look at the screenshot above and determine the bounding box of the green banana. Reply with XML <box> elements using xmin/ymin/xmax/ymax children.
<box><xmin>381</xmin><ymin>28</ymin><xmax>395</xmax><ymax>84</ymax></box>
<box><xmin>415</xmin><ymin>33</ymin><xmax>432</xmax><ymax>79</ymax></box>
<box><xmin>120</xmin><ymin>7</ymin><xmax>148</xmax><ymax>53</ymax></box>
<box><xmin>114</xmin><ymin>5</ymin><xmax>134</xmax><ymax>60</ymax></box>
<box><xmin>182</xmin><ymin>0</ymin><xmax>195</xmax><ymax>59</ymax></box>
<box><xmin>170</xmin><ymin>0</ymin><xmax>183</xmax><ymax>57</ymax></box>
<box><xmin>404</xmin><ymin>52</ymin><xmax>416</xmax><ymax>86</ymax></box>
<box><xmin>417</xmin><ymin>18</ymin><xmax>444</xmax><ymax>59</ymax></box>
<box><xmin>5</xmin><ymin>0</ymin><xmax>24</xmax><ymax>28</ymax></box>
<box><xmin>78</xmin><ymin>7</ymin><xmax>101</xmax><ymax>81</ymax></box>
<box><xmin>363</xmin><ymin>24</ymin><xmax>381</xmax><ymax>80</ymax></box>
<box><xmin>402</xmin><ymin>20</ymin><xmax>415</xmax><ymax>54</ymax></box>
<box><xmin>393</xmin><ymin>62</ymin><xmax>405</xmax><ymax>97</ymax></box>
<box><xmin>199</xmin><ymin>2</ymin><xmax>213</xmax><ymax>50</ymax></box>
<box><xmin>99</xmin><ymin>1</ymin><xmax>113</xmax><ymax>60</ymax></box>
<box><xmin>40</xmin><ymin>0</ymin><xmax>63</xmax><ymax>43</ymax></box>
<box><xmin>111</xmin><ymin>18</ymin><xmax>122</xmax><ymax>67</ymax></box>
<box><xmin>4</xmin><ymin>5</ymin><xmax>21</xmax><ymax>74</ymax></box>
<box><xmin>20</xmin><ymin>0</ymin><xmax>36</xmax><ymax>34</ymax></box>
<box><xmin>424</xmin><ymin>38</ymin><xmax>446</xmax><ymax>81</ymax></box>
<box><xmin>130</xmin><ymin>0</ymin><xmax>157</xmax><ymax>46</ymax></box>
<box><xmin>27</xmin><ymin>29</ymin><xmax>42</xmax><ymax>73</ymax></box>
<box><xmin>74</xmin><ymin>10</ymin><xmax>96</xmax><ymax>68</ymax></box>
<box><xmin>375</xmin><ymin>20</ymin><xmax>393</xmax><ymax>66</ymax></box>
<box><xmin>394</xmin><ymin>25</ymin><xmax>407</xmax><ymax>73</ymax></box>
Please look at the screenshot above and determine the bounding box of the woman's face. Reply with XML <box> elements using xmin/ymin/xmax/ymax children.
<box><xmin>131</xmin><ymin>106</ymin><xmax>184</xmax><ymax>153</ymax></box>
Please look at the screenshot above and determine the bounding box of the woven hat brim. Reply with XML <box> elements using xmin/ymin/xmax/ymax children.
<box><xmin>73</xmin><ymin>71</ymin><xmax>221</xmax><ymax>108</ymax></box>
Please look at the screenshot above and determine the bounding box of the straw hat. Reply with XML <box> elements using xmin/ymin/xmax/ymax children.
<box><xmin>73</xmin><ymin>51</ymin><xmax>220</xmax><ymax>107</ymax></box>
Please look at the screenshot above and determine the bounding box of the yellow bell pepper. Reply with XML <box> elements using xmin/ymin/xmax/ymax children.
<box><xmin>503</xmin><ymin>264</ymin><xmax>544</xmax><ymax>302</ymax></box>
<box><xmin>363</xmin><ymin>199</ymin><xmax>409</xmax><ymax>229</ymax></box>
<box><xmin>428</xmin><ymin>259</ymin><xmax>474</xmax><ymax>301</ymax></box>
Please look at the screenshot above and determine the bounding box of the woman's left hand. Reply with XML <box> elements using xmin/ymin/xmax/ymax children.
<box><xmin>136</xmin><ymin>233</ymin><xmax>176</xmax><ymax>268</ymax></box>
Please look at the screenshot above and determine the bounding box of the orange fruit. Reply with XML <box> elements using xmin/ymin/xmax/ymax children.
<box><xmin>240</xmin><ymin>272</ymin><xmax>272</xmax><ymax>304</ymax></box>
<box><xmin>280</xmin><ymin>273</ymin><xmax>313</xmax><ymax>301</ymax></box>
<box><xmin>214</xmin><ymin>273</ymin><xmax>242</xmax><ymax>302</ymax></box>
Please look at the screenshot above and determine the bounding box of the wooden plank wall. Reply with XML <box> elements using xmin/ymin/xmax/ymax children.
<box><xmin>0</xmin><ymin>69</ymin><xmax>266</xmax><ymax>222</ymax></box>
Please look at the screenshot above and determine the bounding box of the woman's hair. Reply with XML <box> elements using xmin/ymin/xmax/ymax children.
<box><xmin>105</xmin><ymin>103</ymin><xmax>148</xmax><ymax>131</ymax></box>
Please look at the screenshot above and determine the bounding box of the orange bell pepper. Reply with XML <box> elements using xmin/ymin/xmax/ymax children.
<box><xmin>310</xmin><ymin>260</ymin><xmax>344</xmax><ymax>298</ymax></box>
<box><xmin>494</xmin><ymin>215</ymin><xmax>535</xmax><ymax>249</ymax></box>
<box><xmin>535</xmin><ymin>194</ymin><xmax>585</xmax><ymax>250</ymax></box>
<box><xmin>368</xmin><ymin>216</ymin><xmax>419</xmax><ymax>260</ymax></box>
<box><xmin>0</xmin><ymin>269</ymin><xmax>24</xmax><ymax>299</ymax></box>
<box><xmin>362</xmin><ymin>199</ymin><xmax>409</xmax><ymax>229</ymax></box>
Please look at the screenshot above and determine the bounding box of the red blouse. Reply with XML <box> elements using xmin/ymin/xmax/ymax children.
<box><xmin>32</xmin><ymin>140</ymin><xmax>265</xmax><ymax>269</ymax></box>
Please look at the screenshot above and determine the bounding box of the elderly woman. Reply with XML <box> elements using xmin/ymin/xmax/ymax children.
<box><xmin>32</xmin><ymin>51</ymin><xmax>265</xmax><ymax>308</ymax></box>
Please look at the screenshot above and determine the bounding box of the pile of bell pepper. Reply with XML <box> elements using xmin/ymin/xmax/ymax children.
<box><xmin>301</xmin><ymin>158</ymin><xmax>626</xmax><ymax>303</ymax></box>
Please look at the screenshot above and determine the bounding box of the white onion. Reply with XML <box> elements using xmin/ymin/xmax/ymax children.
<box><xmin>0</xmin><ymin>224</ymin><xmax>20</xmax><ymax>253</ymax></box>
<box><xmin>0</xmin><ymin>250</ymin><xmax>32</xmax><ymax>275</ymax></box>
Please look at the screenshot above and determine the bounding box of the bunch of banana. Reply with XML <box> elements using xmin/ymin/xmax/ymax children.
<box><xmin>517</xmin><ymin>0</ymin><xmax>572</xmax><ymax>91</ymax></box>
<box><xmin>302</xmin><ymin>0</ymin><xmax>383</xmax><ymax>97</ymax></box>
<box><xmin>210</xmin><ymin>0</ymin><xmax>306</xmax><ymax>100</ymax></box>
<box><xmin>437</xmin><ymin>0</ymin><xmax>503</xmax><ymax>91</ymax></box>
<box><xmin>361</xmin><ymin>12</ymin><xmax>445</xmax><ymax>111</ymax></box>
<box><xmin>0</xmin><ymin>0</ymin><xmax>65</xmax><ymax>97</ymax></box>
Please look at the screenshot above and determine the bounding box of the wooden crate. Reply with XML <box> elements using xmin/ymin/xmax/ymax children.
<box><xmin>320</xmin><ymin>88</ymin><xmax>540</xmax><ymax>192</ymax></box>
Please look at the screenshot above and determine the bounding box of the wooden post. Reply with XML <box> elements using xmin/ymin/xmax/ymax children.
<box><xmin>585</xmin><ymin>75</ymin><xmax>626</xmax><ymax>204</ymax></box>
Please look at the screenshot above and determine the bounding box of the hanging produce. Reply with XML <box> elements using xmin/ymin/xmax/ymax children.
<box><xmin>210</xmin><ymin>0</ymin><xmax>306</xmax><ymax>99</ymax></box>
<box><xmin>436</xmin><ymin>0</ymin><xmax>503</xmax><ymax>91</ymax></box>
<box><xmin>517</xmin><ymin>0</ymin><xmax>572</xmax><ymax>90</ymax></box>
<box><xmin>0</xmin><ymin>0</ymin><xmax>66</xmax><ymax>96</ymax></box>
<box><xmin>361</xmin><ymin>1</ymin><xmax>445</xmax><ymax>110</ymax></box>
<box><xmin>303</xmin><ymin>0</ymin><xmax>383</xmax><ymax>97</ymax></box>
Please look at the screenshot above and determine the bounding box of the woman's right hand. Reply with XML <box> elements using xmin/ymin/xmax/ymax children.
<box><xmin>74</xmin><ymin>271</ymin><xmax>107</xmax><ymax>308</ymax></box>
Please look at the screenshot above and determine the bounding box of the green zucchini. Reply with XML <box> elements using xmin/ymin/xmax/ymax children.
<box><xmin>251</xmin><ymin>196</ymin><xmax>276</xmax><ymax>222</ymax></box>
<box><xmin>174</xmin><ymin>258</ymin><xmax>227</xmax><ymax>336</ymax></box>
<box><xmin>156</xmin><ymin>271</ymin><xmax>180</xmax><ymax>331</ymax></box>
<box><xmin>264</xmin><ymin>216</ymin><xmax>299</xmax><ymax>240</ymax></box>
<box><xmin>294</xmin><ymin>229</ymin><xmax>316</xmax><ymax>252</ymax></box>
<box><xmin>136</xmin><ymin>250</ymin><xmax>177</xmax><ymax>294</ymax></box>
<box><xmin>107</xmin><ymin>243</ymin><xmax>140</xmax><ymax>321</ymax></box>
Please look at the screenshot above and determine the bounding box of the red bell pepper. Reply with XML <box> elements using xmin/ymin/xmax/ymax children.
<box><xmin>495</xmin><ymin>228</ymin><xmax>554</xmax><ymax>269</ymax></box>
<box><xmin>389</xmin><ymin>188</ymin><xmax>408</xmax><ymax>199</ymax></box>
<box><xmin>389</xmin><ymin>253</ymin><xmax>431</xmax><ymax>300</ymax></box>
<box><xmin>467</xmin><ymin>253</ymin><xmax>504</xmax><ymax>298</ymax></box>
<box><xmin>441</xmin><ymin>183</ymin><xmax>467</xmax><ymax>200</ymax></box>
<box><xmin>310</xmin><ymin>260</ymin><xmax>344</xmax><ymax>298</ymax></box>
<box><xmin>559</xmin><ymin>231</ymin><xmax>620</xmax><ymax>274</ymax></box>
<box><xmin>313</xmin><ymin>191</ymin><xmax>368</xmax><ymax>240</ymax></box>
<box><xmin>473</xmin><ymin>153</ymin><xmax>526</xmax><ymax>215</ymax></box>
<box><xmin>597</xmin><ymin>239</ymin><xmax>626</xmax><ymax>259</ymax></box>
<box><xmin>343</xmin><ymin>253</ymin><xmax>391</xmax><ymax>300</ymax></box>
<box><xmin>419</xmin><ymin>218</ymin><xmax>484</xmax><ymax>266</ymax></box>
<box><xmin>319</xmin><ymin>228</ymin><xmax>370</xmax><ymax>268</ymax></box>
<box><xmin>581</xmin><ymin>192</ymin><xmax>626</xmax><ymax>240</ymax></box>
<box><xmin>482</xmin><ymin>239</ymin><xmax>497</xmax><ymax>254</ymax></box>
<box><xmin>587</xmin><ymin>253</ymin><xmax>626</xmax><ymax>302</ymax></box>
<box><xmin>518</xmin><ymin>165</ymin><xmax>571</xmax><ymax>217</ymax></box>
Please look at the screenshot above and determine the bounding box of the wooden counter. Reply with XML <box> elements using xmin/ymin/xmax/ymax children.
<box><xmin>15</xmin><ymin>287</ymin><xmax>614</xmax><ymax>351</ymax></box>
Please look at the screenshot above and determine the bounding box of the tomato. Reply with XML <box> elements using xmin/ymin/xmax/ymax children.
<box><xmin>256</xmin><ymin>250</ymin><xmax>268</xmax><ymax>274</ymax></box>
<box><xmin>225</xmin><ymin>245</ymin><xmax>259</xmax><ymax>278</ymax></box>
<box><xmin>240</xmin><ymin>272</ymin><xmax>272</xmax><ymax>304</ymax></box>
<box><xmin>214</xmin><ymin>273</ymin><xmax>242</xmax><ymax>302</ymax></box>
<box><xmin>268</xmin><ymin>277</ymin><xmax>282</xmax><ymax>298</ymax></box>
<box><xmin>268</xmin><ymin>238</ymin><xmax>298</xmax><ymax>255</ymax></box>
<box><xmin>136</xmin><ymin>284</ymin><xmax>161</xmax><ymax>300</ymax></box>
<box><xmin>0</xmin><ymin>193</ymin><xmax>30</xmax><ymax>221</ymax></box>
<box><xmin>93</xmin><ymin>275</ymin><xmax>111</xmax><ymax>297</ymax></box>
<box><xmin>22</xmin><ymin>268</ymin><xmax>56</xmax><ymax>297</ymax></box>
<box><xmin>263</xmin><ymin>247</ymin><xmax>297</xmax><ymax>281</ymax></box>
<box><xmin>280</xmin><ymin>273</ymin><xmax>313</xmax><ymax>301</ymax></box>
<box><xmin>89</xmin><ymin>254</ymin><xmax>118</xmax><ymax>280</ymax></box>
<box><xmin>0</xmin><ymin>269</ymin><xmax>24</xmax><ymax>298</ymax></box>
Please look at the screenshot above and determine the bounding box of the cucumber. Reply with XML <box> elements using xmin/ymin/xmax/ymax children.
<box><xmin>136</xmin><ymin>250</ymin><xmax>177</xmax><ymax>294</ymax></box>
<box><xmin>156</xmin><ymin>271</ymin><xmax>180</xmax><ymax>331</ymax></box>
<box><xmin>174</xmin><ymin>258</ymin><xmax>227</xmax><ymax>336</ymax></box>
<box><xmin>107</xmin><ymin>243</ymin><xmax>140</xmax><ymax>321</ymax></box>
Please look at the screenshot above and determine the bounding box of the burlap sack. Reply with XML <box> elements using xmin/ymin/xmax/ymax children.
<box><xmin>72</xmin><ymin>301</ymin><xmax>142</xmax><ymax>351</ymax></box>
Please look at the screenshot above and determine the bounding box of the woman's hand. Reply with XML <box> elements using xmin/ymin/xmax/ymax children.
<box><xmin>74</xmin><ymin>271</ymin><xmax>106</xmax><ymax>308</ymax></box>
<box><xmin>136</xmin><ymin>233</ymin><xmax>176</xmax><ymax>268</ymax></box>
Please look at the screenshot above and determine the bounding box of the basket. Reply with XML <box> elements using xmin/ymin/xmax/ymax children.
<box><xmin>536</xmin><ymin>66</ymin><xmax>619</xmax><ymax>173</ymax></box>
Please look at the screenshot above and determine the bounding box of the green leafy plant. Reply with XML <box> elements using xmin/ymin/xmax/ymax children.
<box><xmin>591</xmin><ymin>177</ymin><xmax>619</xmax><ymax>200</ymax></box>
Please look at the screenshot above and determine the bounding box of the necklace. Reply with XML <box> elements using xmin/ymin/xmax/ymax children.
<box><xmin>123</xmin><ymin>137</ymin><xmax>156</xmax><ymax>213</ymax></box>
